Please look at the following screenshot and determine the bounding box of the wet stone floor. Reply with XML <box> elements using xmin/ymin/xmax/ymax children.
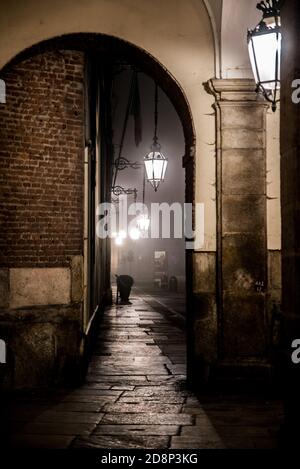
<box><xmin>7</xmin><ymin>292</ymin><xmax>283</xmax><ymax>449</ymax></box>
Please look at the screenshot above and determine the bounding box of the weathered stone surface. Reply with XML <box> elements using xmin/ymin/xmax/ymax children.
<box><xmin>91</xmin><ymin>365</ymin><xmax>168</xmax><ymax>375</ymax></box>
<box><xmin>204</xmin><ymin>80</ymin><xmax>269</xmax><ymax>376</ymax></box>
<box><xmin>268</xmin><ymin>250</ymin><xmax>282</xmax><ymax>292</ymax></box>
<box><xmin>60</xmin><ymin>396</ymin><xmax>116</xmax><ymax>405</ymax></box>
<box><xmin>221</xmin><ymin>104</ymin><xmax>265</xmax><ymax>130</ymax></box>
<box><xmin>118</xmin><ymin>395</ymin><xmax>185</xmax><ymax>404</ymax></box>
<box><xmin>0</xmin><ymin>303</ymin><xmax>82</xmax><ymax>388</ymax></box>
<box><xmin>7</xmin><ymin>292</ymin><xmax>283</xmax><ymax>449</ymax></box>
<box><xmin>222</xmin><ymin>195</ymin><xmax>265</xmax><ymax>233</ymax></box>
<box><xmin>9</xmin><ymin>267</ymin><xmax>71</xmax><ymax>309</ymax></box>
<box><xmin>222</xmin><ymin>128</ymin><xmax>265</xmax><ymax>150</ymax></box>
<box><xmin>0</xmin><ymin>269</ymin><xmax>9</xmax><ymax>308</ymax></box>
<box><xmin>128</xmin><ymin>386</ymin><xmax>186</xmax><ymax>396</ymax></box>
<box><xmin>72</xmin><ymin>435</ymin><xmax>169</xmax><ymax>449</ymax></box>
<box><xmin>222</xmin><ymin>150</ymin><xmax>265</xmax><ymax>195</ymax></box>
<box><xmin>102</xmin><ymin>402</ymin><xmax>182</xmax><ymax>414</ymax></box>
<box><xmin>193</xmin><ymin>252</ymin><xmax>216</xmax><ymax>293</ymax></box>
<box><xmin>222</xmin><ymin>234</ymin><xmax>266</xmax><ymax>292</ymax></box>
<box><xmin>11</xmin><ymin>323</ymin><xmax>56</xmax><ymax>388</ymax></box>
<box><xmin>94</xmin><ymin>424</ymin><xmax>179</xmax><ymax>436</ymax></box>
<box><xmin>71</xmin><ymin>256</ymin><xmax>83</xmax><ymax>303</ymax></box>
<box><xmin>222</xmin><ymin>293</ymin><xmax>267</xmax><ymax>358</ymax></box>
<box><xmin>101</xmin><ymin>413</ymin><xmax>192</xmax><ymax>425</ymax></box>
<box><xmin>66</xmin><ymin>387</ymin><xmax>121</xmax><ymax>395</ymax></box>
<box><xmin>267</xmin><ymin>250</ymin><xmax>282</xmax><ymax>328</ymax></box>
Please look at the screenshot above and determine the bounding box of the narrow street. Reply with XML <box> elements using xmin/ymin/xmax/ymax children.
<box><xmin>8</xmin><ymin>291</ymin><xmax>283</xmax><ymax>449</ymax></box>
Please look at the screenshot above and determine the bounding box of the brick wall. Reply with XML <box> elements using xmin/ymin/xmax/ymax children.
<box><xmin>0</xmin><ymin>50</ymin><xmax>85</xmax><ymax>267</ymax></box>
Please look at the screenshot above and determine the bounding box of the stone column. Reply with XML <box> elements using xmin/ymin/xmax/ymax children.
<box><xmin>206</xmin><ymin>79</ymin><xmax>270</xmax><ymax>379</ymax></box>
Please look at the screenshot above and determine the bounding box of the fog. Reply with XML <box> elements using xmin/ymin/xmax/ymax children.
<box><xmin>111</xmin><ymin>69</ymin><xmax>185</xmax><ymax>290</ymax></box>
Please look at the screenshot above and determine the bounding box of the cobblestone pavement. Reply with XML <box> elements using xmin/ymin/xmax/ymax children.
<box><xmin>8</xmin><ymin>292</ymin><xmax>283</xmax><ymax>449</ymax></box>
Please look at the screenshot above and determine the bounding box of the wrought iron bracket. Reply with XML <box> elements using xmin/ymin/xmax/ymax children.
<box><xmin>111</xmin><ymin>185</ymin><xmax>138</xmax><ymax>198</ymax></box>
<box><xmin>114</xmin><ymin>157</ymin><xmax>142</xmax><ymax>171</ymax></box>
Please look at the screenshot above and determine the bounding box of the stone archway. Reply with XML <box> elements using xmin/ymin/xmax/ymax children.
<box><xmin>0</xmin><ymin>33</ymin><xmax>197</xmax><ymax>388</ymax></box>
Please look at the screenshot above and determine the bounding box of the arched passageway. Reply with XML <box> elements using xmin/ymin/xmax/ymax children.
<box><xmin>0</xmin><ymin>1</ymin><xmax>286</xmax><ymax>449</ymax></box>
<box><xmin>0</xmin><ymin>33</ymin><xmax>196</xmax><ymax>389</ymax></box>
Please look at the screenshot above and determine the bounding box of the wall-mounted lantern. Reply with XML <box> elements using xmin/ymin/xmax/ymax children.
<box><xmin>248</xmin><ymin>0</ymin><xmax>282</xmax><ymax>112</ymax></box>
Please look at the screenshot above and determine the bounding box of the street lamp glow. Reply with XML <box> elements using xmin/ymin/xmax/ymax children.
<box><xmin>129</xmin><ymin>227</ymin><xmax>141</xmax><ymax>240</ymax></box>
<box><xmin>115</xmin><ymin>236</ymin><xmax>124</xmax><ymax>246</ymax></box>
<box><xmin>114</xmin><ymin>230</ymin><xmax>127</xmax><ymax>246</ymax></box>
<box><xmin>118</xmin><ymin>230</ymin><xmax>127</xmax><ymax>239</ymax></box>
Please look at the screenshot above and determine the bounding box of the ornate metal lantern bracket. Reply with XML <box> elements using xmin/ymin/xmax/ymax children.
<box><xmin>111</xmin><ymin>185</ymin><xmax>138</xmax><ymax>200</ymax></box>
<box><xmin>114</xmin><ymin>157</ymin><xmax>142</xmax><ymax>171</ymax></box>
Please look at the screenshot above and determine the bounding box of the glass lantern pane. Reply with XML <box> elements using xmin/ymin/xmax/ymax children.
<box><xmin>153</xmin><ymin>159</ymin><xmax>164</xmax><ymax>180</ymax></box>
<box><xmin>248</xmin><ymin>38</ymin><xmax>259</xmax><ymax>84</ymax></box>
<box><xmin>145</xmin><ymin>159</ymin><xmax>154</xmax><ymax>181</ymax></box>
<box><xmin>162</xmin><ymin>159</ymin><xmax>168</xmax><ymax>179</ymax></box>
<box><xmin>251</xmin><ymin>32</ymin><xmax>281</xmax><ymax>89</ymax></box>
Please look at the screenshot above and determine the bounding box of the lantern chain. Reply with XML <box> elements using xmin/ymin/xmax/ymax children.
<box><xmin>154</xmin><ymin>83</ymin><xmax>158</xmax><ymax>144</ymax></box>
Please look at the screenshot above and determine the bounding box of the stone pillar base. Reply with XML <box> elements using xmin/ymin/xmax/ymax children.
<box><xmin>0</xmin><ymin>304</ymin><xmax>83</xmax><ymax>390</ymax></box>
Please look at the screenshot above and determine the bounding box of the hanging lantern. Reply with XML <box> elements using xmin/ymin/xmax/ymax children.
<box><xmin>247</xmin><ymin>0</ymin><xmax>282</xmax><ymax>112</ymax></box>
<box><xmin>144</xmin><ymin>83</ymin><xmax>168</xmax><ymax>191</ymax></box>
<box><xmin>144</xmin><ymin>142</ymin><xmax>168</xmax><ymax>192</ymax></box>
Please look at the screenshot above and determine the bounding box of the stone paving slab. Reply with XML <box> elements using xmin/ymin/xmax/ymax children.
<box><xmin>102</xmin><ymin>402</ymin><xmax>183</xmax><ymax>414</ymax></box>
<box><xmin>63</xmin><ymin>388</ymin><xmax>122</xmax><ymax>396</ymax></box>
<box><xmin>91</xmin><ymin>356</ymin><xmax>172</xmax><ymax>364</ymax></box>
<box><xmin>62</xmin><ymin>393</ymin><xmax>119</xmax><ymax>403</ymax></box>
<box><xmin>72</xmin><ymin>435</ymin><xmax>170</xmax><ymax>449</ymax></box>
<box><xmin>111</xmin><ymin>385</ymin><xmax>135</xmax><ymax>391</ymax></box>
<box><xmin>90</xmin><ymin>366</ymin><xmax>169</xmax><ymax>376</ymax></box>
<box><xmin>127</xmin><ymin>386</ymin><xmax>188</xmax><ymax>396</ymax></box>
<box><xmin>101</xmin><ymin>413</ymin><xmax>193</xmax><ymax>425</ymax></box>
<box><xmin>85</xmin><ymin>375</ymin><xmax>148</xmax><ymax>384</ymax></box>
<box><xmin>118</xmin><ymin>396</ymin><xmax>185</xmax><ymax>404</ymax></box>
<box><xmin>94</xmin><ymin>424</ymin><xmax>179</xmax><ymax>436</ymax></box>
<box><xmin>59</xmin><ymin>396</ymin><xmax>118</xmax><ymax>405</ymax></box>
<box><xmin>8</xmin><ymin>291</ymin><xmax>283</xmax><ymax>449</ymax></box>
